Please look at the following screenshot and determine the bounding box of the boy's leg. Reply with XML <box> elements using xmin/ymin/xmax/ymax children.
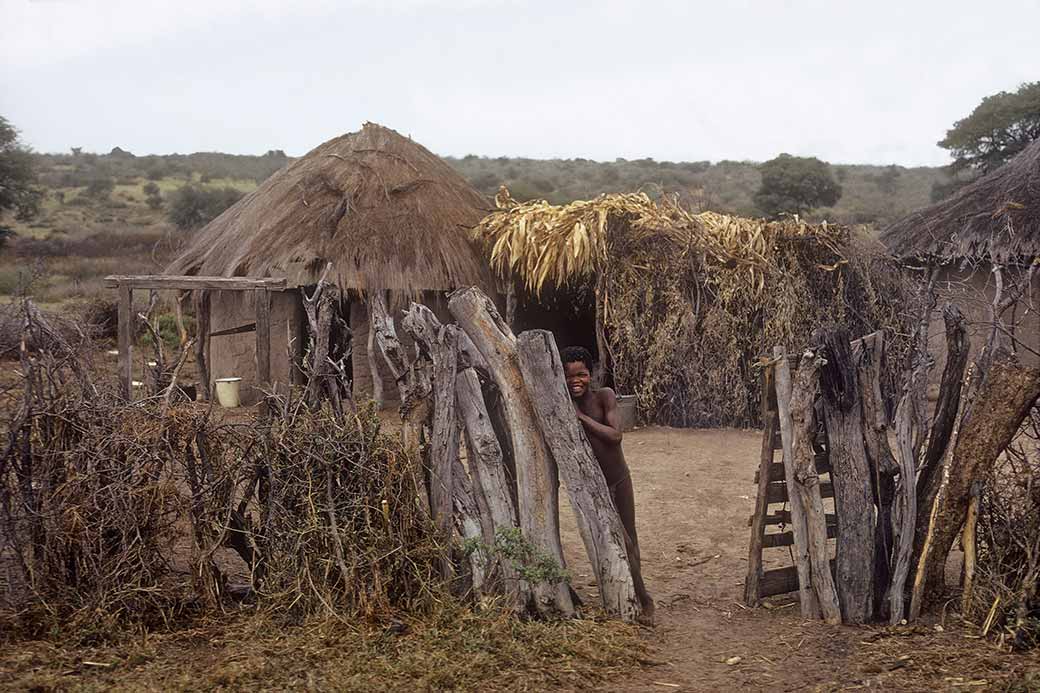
<box><xmin>611</xmin><ymin>475</ymin><xmax>655</xmax><ymax>620</ymax></box>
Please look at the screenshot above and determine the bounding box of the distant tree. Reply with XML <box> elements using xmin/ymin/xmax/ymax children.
<box><xmin>753</xmin><ymin>154</ymin><xmax>842</xmax><ymax>218</ymax></box>
<box><xmin>142</xmin><ymin>181</ymin><xmax>163</xmax><ymax>210</ymax></box>
<box><xmin>84</xmin><ymin>175</ymin><xmax>115</xmax><ymax>200</ymax></box>
<box><xmin>939</xmin><ymin>81</ymin><xmax>1040</xmax><ymax>174</ymax></box>
<box><xmin>70</xmin><ymin>147</ymin><xmax>82</xmax><ymax>157</ymax></box>
<box><xmin>0</xmin><ymin>115</ymin><xmax>43</xmax><ymax>234</ymax></box>
<box><xmin>167</xmin><ymin>184</ymin><xmax>244</xmax><ymax>230</ymax></box>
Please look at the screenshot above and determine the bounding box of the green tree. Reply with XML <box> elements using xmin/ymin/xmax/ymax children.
<box><xmin>939</xmin><ymin>81</ymin><xmax>1040</xmax><ymax>174</ymax></box>
<box><xmin>753</xmin><ymin>154</ymin><xmax>842</xmax><ymax>218</ymax></box>
<box><xmin>167</xmin><ymin>184</ymin><xmax>244</xmax><ymax>230</ymax></box>
<box><xmin>0</xmin><ymin>115</ymin><xmax>43</xmax><ymax>234</ymax></box>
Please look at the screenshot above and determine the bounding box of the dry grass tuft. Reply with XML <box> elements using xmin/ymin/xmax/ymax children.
<box><xmin>0</xmin><ymin>601</ymin><xmax>650</xmax><ymax>692</ymax></box>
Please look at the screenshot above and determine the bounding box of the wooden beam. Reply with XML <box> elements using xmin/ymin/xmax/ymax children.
<box><xmin>255</xmin><ymin>289</ymin><xmax>271</xmax><ymax>398</ymax></box>
<box><xmin>117</xmin><ymin>284</ymin><xmax>133</xmax><ymax>400</ymax></box>
<box><xmin>749</xmin><ymin>510</ymin><xmax>837</xmax><ymax>527</ymax></box>
<box><xmin>104</xmin><ymin>275</ymin><xmax>287</xmax><ymax>291</ymax></box>
<box><xmin>754</xmin><ymin>455</ymin><xmax>831</xmax><ymax>483</ymax></box>
<box><xmin>763</xmin><ymin>524</ymin><xmax>837</xmax><ymax>548</ymax></box>
<box><xmin>761</xmin><ymin>560</ymin><xmax>837</xmax><ymax>598</ymax></box>
<box><xmin>193</xmin><ymin>290</ymin><xmax>211</xmax><ymax>401</ymax></box>
<box><xmin>765</xmin><ymin>480</ymin><xmax>833</xmax><ymax>504</ymax></box>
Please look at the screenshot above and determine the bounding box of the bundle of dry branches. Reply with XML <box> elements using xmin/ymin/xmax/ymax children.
<box><xmin>0</xmin><ymin>297</ymin><xmax>445</xmax><ymax>640</ymax></box>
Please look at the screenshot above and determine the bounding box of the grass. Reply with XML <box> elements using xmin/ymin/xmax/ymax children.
<box><xmin>0</xmin><ymin>604</ymin><xmax>652</xmax><ymax>692</ymax></box>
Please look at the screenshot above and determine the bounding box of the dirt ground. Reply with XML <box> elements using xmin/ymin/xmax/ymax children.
<box><xmin>557</xmin><ymin>426</ymin><xmax>1040</xmax><ymax>692</ymax></box>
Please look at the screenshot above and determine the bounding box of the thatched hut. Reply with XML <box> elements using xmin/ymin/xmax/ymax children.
<box><xmin>166</xmin><ymin>123</ymin><xmax>494</xmax><ymax>404</ymax></box>
<box><xmin>881</xmin><ymin>138</ymin><xmax>1040</xmax><ymax>379</ymax></box>
<box><xmin>478</xmin><ymin>191</ymin><xmax>909</xmax><ymax>427</ymax></box>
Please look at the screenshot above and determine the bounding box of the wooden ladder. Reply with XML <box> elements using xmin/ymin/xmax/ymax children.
<box><xmin>744</xmin><ymin>362</ymin><xmax>836</xmax><ymax>605</ymax></box>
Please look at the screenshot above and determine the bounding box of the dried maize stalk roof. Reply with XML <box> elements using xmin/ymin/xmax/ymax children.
<box><xmin>476</xmin><ymin>187</ymin><xmax>850</xmax><ymax>295</ymax></box>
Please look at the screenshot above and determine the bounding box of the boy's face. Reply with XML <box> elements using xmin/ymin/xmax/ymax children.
<box><xmin>564</xmin><ymin>360</ymin><xmax>591</xmax><ymax>400</ymax></box>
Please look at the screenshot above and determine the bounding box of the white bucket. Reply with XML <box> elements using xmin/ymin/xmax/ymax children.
<box><xmin>214</xmin><ymin>377</ymin><xmax>243</xmax><ymax>408</ymax></box>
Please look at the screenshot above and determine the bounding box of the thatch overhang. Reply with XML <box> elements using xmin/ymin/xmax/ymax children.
<box><xmin>476</xmin><ymin>190</ymin><xmax>850</xmax><ymax>295</ymax></box>
<box><xmin>881</xmin><ymin>138</ymin><xmax>1040</xmax><ymax>263</ymax></box>
<box><xmin>166</xmin><ymin>123</ymin><xmax>495</xmax><ymax>295</ymax></box>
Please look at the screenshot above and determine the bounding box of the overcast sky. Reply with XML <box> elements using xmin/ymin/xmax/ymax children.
<box><xmin>1</xmin><ymin>0</ymin><xmax>1037</xmax><ymax>166</ymax></box>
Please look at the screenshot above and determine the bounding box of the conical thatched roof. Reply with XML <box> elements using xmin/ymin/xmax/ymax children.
<box><xmin>166</xmin><ymin>123</ymin><xmax>495</xmax><ymax>293</ymax></box>
<box><xmin>882</xmin><ymin>139</ymin><xmax>1040</xmax><ymax>262</ymax></box>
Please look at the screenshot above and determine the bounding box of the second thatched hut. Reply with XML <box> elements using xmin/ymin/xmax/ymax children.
<box><xmin>881</xmin><ymin>137</ymin><xmax>1040</xmax><ymax>382</ymax></box>
<box><xmin>166</xmin><ymin>122</ymin><xmax>495</xmax><ymax>405</ymax></box>
<box><xmin>477</xmin><ymin>190</ymin><xmax>911</xmax><ymax>427</ymax></box>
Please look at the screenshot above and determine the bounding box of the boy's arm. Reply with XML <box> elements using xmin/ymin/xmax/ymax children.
<box><xmin>576</xmin><ymin>389</ymin><xmax>623</xmax><ymax>445</ymax></box>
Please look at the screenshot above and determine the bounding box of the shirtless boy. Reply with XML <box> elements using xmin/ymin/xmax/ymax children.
<box><xmin>560</xmin><ymin>346</ymin><xmax>654</xmax><ymax>620</ymax></box>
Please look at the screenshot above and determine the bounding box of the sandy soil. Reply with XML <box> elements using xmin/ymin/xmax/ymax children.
<box><xmin>556</xmin><ymin>426</ymin><xmax>1036</xmax><ymax>692</ymax></box>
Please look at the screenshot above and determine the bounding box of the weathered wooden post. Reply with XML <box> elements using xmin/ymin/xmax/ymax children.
<box><xmin>785</xmin><ymin>349</ymin><xmax>841</xmax><ymax>624</ymax></box>
<box><xmin>773</xmin><ymin>348</ymin><xmax>822</xmax><ymax>620</ymax></box>
<box><xmin>818</xmin><ymin>328</ymin><xmax>876</xmax><ymax>624</ymax></box>
<box><xmin>402</xmin><ymin>304</ymin><xmax>459</xmax><ymax>580</ymax></box>
<box><xmin>449</xmin><ymin>287</ymin><xmax>575</xmax><ymax>618</ymax></box>
<box><xmin>193</xmin><ymin>289</ymin><xmax>211</xmax><ymax>401</ymax></box>
<box><xmin>117</xmin><ymin>283</ymin><xmax>133</xmax><ymax>400</ymax></box>
<box><xmin>254</xmin><ymin>288</ymin><xmax>271</xmax><ymax>413</ymax></box>
<box><xmin>517</xmin><ymin>330</ymin><xmax>641</xmax><ymax>621</ymax></box>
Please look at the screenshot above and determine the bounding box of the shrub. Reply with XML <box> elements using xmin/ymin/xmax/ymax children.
<box><xmin>167</xmin><ymin>185</ymin><xmax>244</xmax><ymax>231</ymax></box>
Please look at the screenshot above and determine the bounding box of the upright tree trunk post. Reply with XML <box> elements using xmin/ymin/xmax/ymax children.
<box><xmin>456</xmin><ymin>366</ymin><xmax>528</xmax><ymax>607</ymax></box>
<box><xmin>914</xmin><ymin>356</ymin><xmax>1040</xmax><ymax>612</ymax></box>
<box><xmin>887</xmin><ymin>389</ymin><xmax>919</xmax><ymax>624</ymax></box>
<box><xmin>818</xmin><ymin>328</ymin><xmax>875</xmax><ymax>624</ymax></box>
<box><xmin>193</xmin><ymin>289</ymin><xmax>211</xmax><ymax>401</ymax></box>
<box><xmin>449</xmin><ymin>287</ymin><xmax>575</xmax><ymax>618</ymax></box>
<box><xmin>117</xmin><ymin>283</ymin><xmax>133</xmax><ymax>401</ymax></box>
<box><xmin>854</xmin><ymin>333</ymin><xmax>897</xmax><ymax>620</ymax></box>
<box><xmin>402</xmin><ymin>304</ymin><xmax>459</xmax><ymax>580</ymax></box>
<box><xmin>518</xmin><ymin>330</ymin><xmax>641</xmax><ymax>621</ymax></box>
<box><xmin>786</xmin><ymin>349</ymin><xmax>842</xmax><ymax>624</ymax></box>
<box><xmin>772</xmin><ymin>348</ymin><xmax>821</xmax><ymax>619</ymax></box>
<box><xmin>254</xmin><ymin>289</ymin><xmax>271</xmax><ymax>415</ymax></box>
<box><xmin>367</xmin><ymin>291</ymin><xmax>386</xmax><ymax>408</ymax></box>
<box><xmin>744</xmin><ymin>366</ymin><xmax>777</xmax><ymax>607</ymax></box>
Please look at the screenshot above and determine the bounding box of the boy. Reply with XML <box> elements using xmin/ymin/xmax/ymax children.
<box><xmin>560</xmin><ymin>346</ymin><xmax>654</xmax><ymax>621</ymax></box>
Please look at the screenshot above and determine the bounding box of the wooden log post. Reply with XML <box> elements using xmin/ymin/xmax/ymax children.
<box><xmin>887</xmin><ymin>389</ymin><xmax>920</xmax><ymax>624</ymax></box>
<box><xmin>913</xmin><ymin>355</ymin><xmax>1040</xmax><ymax>612</ymax></box>
<box><xmin>193</xmin><ymin>289</ymin><xmax>211</xmax><ymax>401</ymax></box>
<box><xmin>117</xmin><ymin>283</ymin><xmax>133</xmax><ymax>400</ymax></box>
<box><xmin>452</xmin><ymin>454</ymin><xmax>488</xmax><ymax>595</ymax></box>
<box><xmin>517</xmin><ymin>330</ymin><xmax>640</xmax><ymax>621</ymax></box>
<box><xmin>456</xmin><ymin>366</ymin><xmax>528</xmax><ymax>607</ymax></box>
<box><xmin>911</xmin><ymin>306</ymin><xmax>969</xmax><ymax>573</ymax></box>
<box><xmin>818</xmin><ymin>328</ymin><xmax>875</xmax><ymax>624</ymax></box>
<box><xmin>787</xmin><ymin>349</ymin><xmax>842</xmax><ymax>624</ymax></box>
<box><xmin>744</xmin><ymin>366</ymin><xmax>777</xmax><ymax>606</ymax></box>
<box><xmin>402</xmin><ymin>305</ymin><xmax>459</xmax><ymax>580</ymax></box>
<box><xmin>367</xmin><ymin>291</ymin><xmax>386</xmax><ymax>408</ymax></box>
<box><xmin>254</xmin><ymin>289</ymin><xmax>271</xmax><ymax>412</ymax></box>
<box><xmin>371</xmin><ymin>296</ymin><xmax>432</xmax><ymax>457</ymax></box>
<box><xmin>773</xmin><ymin>348</ymin><xmax>821</xmax><ymax>619</ymax></box>
<box><xmin>449</xmin><ymin>287</ymin><xmax>575</xmax><ymax>618</ymax></box>
<box><xmin>854</xmin><ymin>333</ymin><xmax>898</xmax><ymax>620</ymax></box>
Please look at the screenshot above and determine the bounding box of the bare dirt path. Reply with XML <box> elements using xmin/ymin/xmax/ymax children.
<box><xmin>557</xmin><ymin>427</ymin><xmax>1038</xmax><ymax>692</ymax></box>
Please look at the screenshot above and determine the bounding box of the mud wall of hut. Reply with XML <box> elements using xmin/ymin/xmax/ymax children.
<box><xmin>208</xmin><ymin>289</ymin><xmax>304</xmax><ymax>405</ymax></box>
<box><xmin>927</xmin><ymin>265</ymin><xmax>1040</xmax><ymax>395</ymax></box>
